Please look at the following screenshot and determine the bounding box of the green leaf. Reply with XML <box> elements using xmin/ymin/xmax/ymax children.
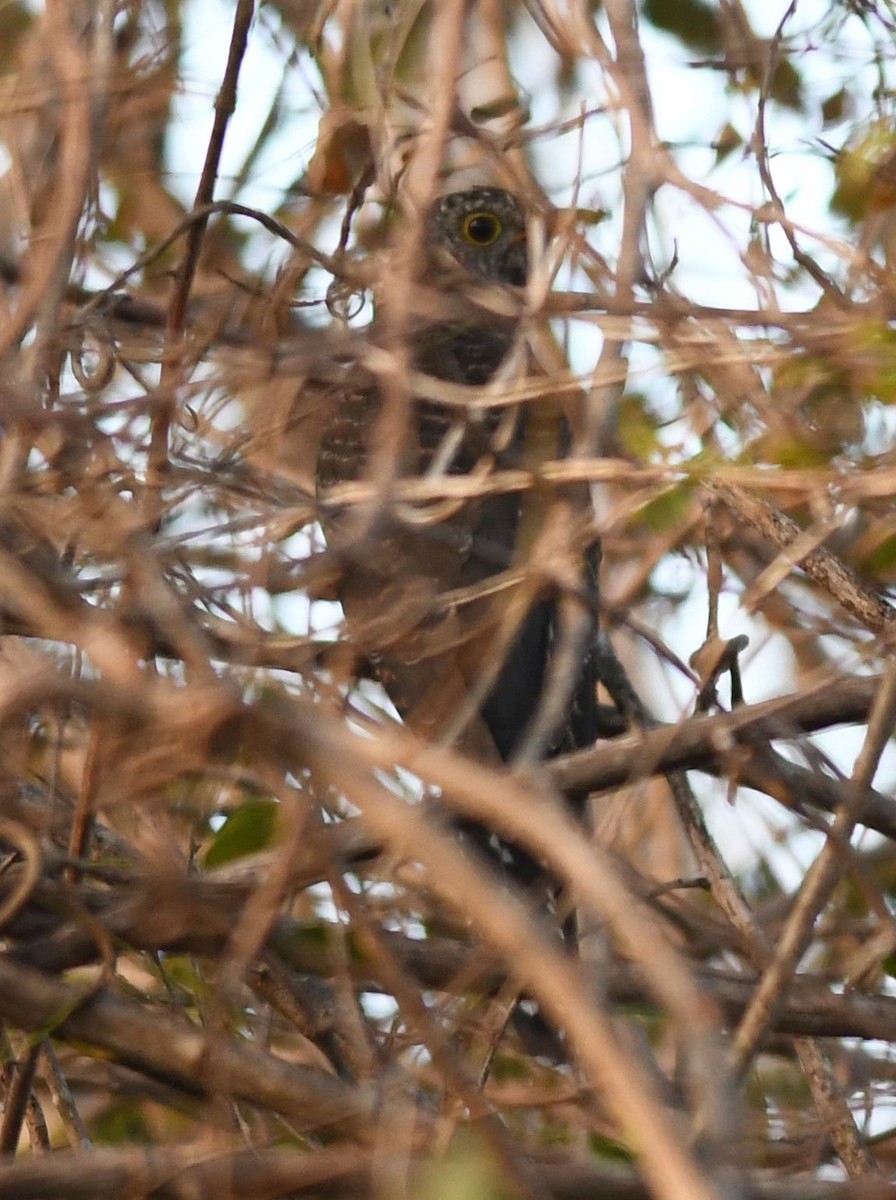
<box><xmin>712</xmin><ymin>122</ymin><xmax>743</xmax><ymax>166</ymax></box>
<box><xmin>470</xmin><ymin>95</ymin><xmax>529</xmax><ymax>123</ymax></box>
<box><xmin>642</xmin><ymin>0</ymin><xmax>721</xmax><ymax>53</ymax></box>
<box><xmin>92</xmin><ymin>1097</ymin><xmax>153</xmax><ymax>1145</ymax></box>
<box><xmin>588</xmin><ymin>1131</ymin><xmax>635</xmax><ymax>1162</ymax></box>
<box><xmin>618</xmin><ymin>394</ymin><xmax>660</xmax><ymax>460</ymax></box>
<box><xmin>203</xmin><ymin>799</ymin><xmax>279</xmax><ymax>869</ymax></box>
<box><xmin>767</xmin><ymin>58</ymin><xmax>804</xmax><ymax>113</ymax></box>
<box><xmin>415</xmin><ymin>1134</ymin><xmax>504</xmax><ymax>1200</ymax></box>
<box><xmin>831</xmin><ymin>123</ymin><xmax>896</xmax><ymax>222</ymax></box>
<box><xmin>635</xmin><ymin>482</ymin><xmax>694</xmax><ymax>533</ymax></box>
<box><xmin>861</xmin><ymin>534</ymin><xmax>896</xmax><ymax>577</ymax></box>
<box><xmin>822</xmin><ymin>87</ymin><xmax>851</xmax><ymax>127</ymax></box>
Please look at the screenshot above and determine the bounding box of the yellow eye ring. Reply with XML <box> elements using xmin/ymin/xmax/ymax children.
<box><xmin>461</xmin><ymin>211</ymin><xmax>503</xmax><ymax>247</ymax></box>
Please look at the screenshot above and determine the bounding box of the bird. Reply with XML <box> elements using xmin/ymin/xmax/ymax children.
<box><xmin>316</xmin><ymin>186</ymin><xmax>599</xmax><ymax>903</ymax></box>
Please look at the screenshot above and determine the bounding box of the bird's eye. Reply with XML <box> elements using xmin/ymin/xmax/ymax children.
<box><xmin>461</xmin><ymin>211</ymin><xmax>502</xmax><ymax>246</ymax></box>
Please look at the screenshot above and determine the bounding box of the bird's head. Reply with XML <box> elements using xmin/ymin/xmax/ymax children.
<box><xmin>426</xmin><ymin>187</ymin><xmax>528</xmax><ymax>287</ymax></box>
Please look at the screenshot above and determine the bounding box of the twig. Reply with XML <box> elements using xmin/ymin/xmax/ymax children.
<box><xmin>705</xmin><ymin>479</ymin><xmax>896</xmax><ymax>636</ymax></box>
<box><xmin>150</xmin><ymin>0</ymin><xmax>256</xmax><ymax>527</ymax></box>
<box><xmin>0</xmin><ymin>956</ymin><xmax>374</xmax><ymax>1136</ymax></box>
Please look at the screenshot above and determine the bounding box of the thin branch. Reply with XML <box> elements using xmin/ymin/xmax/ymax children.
<box><xmin>705</xmin><ymin>479</ymin><xmax>896</xmax><ymax>636</ymax></box>
<box><xmin>150</xmin><ymin>0</ymin><xmax>256</xmax><ymax>525</ymax></box>
<box><xmin>0</xmin><ymin>957</ymin><xmax>374</xmax><ymax>1136</ymax></box>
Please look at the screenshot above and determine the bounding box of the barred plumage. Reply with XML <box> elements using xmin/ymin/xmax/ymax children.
<box><xmin>317</xmin><ymin>187</ymin><xmax>599</xmax><ymax>899</ymax></box>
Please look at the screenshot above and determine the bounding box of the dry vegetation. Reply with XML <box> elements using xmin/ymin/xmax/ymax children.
<box><xmin>1</xmin><ymin>1</ymin><xmax>896</xmax><ymax>1197</ymax></box>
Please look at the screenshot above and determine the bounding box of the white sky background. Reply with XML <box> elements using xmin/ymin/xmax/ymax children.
<box><xmin>167</xmin><ymin>0</ymin><xmax>896</xmax><ymax>874</ymax></box>
<box><xmin>168</xmin><ymin>0</ymin><xmax>869</xmax><ymax>291</ymax></box>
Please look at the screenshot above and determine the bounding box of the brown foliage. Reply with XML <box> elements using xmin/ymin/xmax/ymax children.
<box><xmin>0</xmin><ymin>2</ymin><xmax>895</xmax><ymax>1198</ymax></box>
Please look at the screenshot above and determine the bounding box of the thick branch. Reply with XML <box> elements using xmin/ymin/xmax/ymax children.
<box><xmin>0</xmin><ymin>957</ymin><xmax>373</xmax><ymax>1135</ymax></box>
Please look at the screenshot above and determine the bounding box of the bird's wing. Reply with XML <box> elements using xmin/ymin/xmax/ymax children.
<box><xmin>317</xmin><ymin>366</ymin><xmax>599</xmax><ymax>769</ymax></box>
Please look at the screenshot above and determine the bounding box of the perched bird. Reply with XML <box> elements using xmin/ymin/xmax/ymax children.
<box><xmin>317</xmin><ymin>186</ymin><xmax>599</xmax><ymax>897</ymax></box>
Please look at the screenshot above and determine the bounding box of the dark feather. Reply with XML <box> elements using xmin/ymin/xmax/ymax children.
<box><xmin>317</xmin><ymin>188</ymin><xmax>599</xmax><ymax>902</ymax></box>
